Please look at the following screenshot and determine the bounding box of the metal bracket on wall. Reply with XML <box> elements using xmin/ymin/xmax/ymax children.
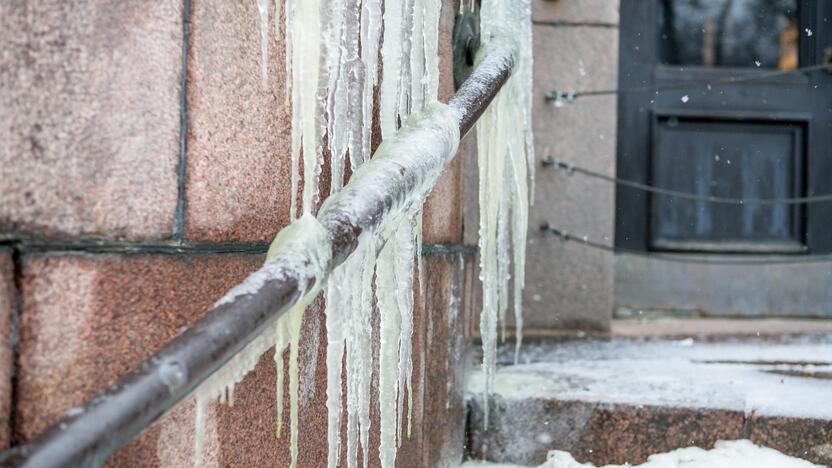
<box><xmin>545</xmin><ymin>90</ymin><xmax>577</xmax><ymax>106</ymax></box>
<box><xmin>453</xmin><ymin>1</ymin><xmax>481</xmax><ymax>89</ymax></box>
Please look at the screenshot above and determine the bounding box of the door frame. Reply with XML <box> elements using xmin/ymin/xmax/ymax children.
<box><xmin>615</xmin><ymin>0</ymin><xmax>832</xmax><ymax>253</ymax></box>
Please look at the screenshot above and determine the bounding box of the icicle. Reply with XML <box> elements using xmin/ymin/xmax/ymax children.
<box><xmin>257</xmin><ymin>0</ymin><xmax>271</xmax><ymax>91</ymax></box>
<box><xmin>375</xmin><ymin>236</ymin><xmax>403</xmax><ymax>467</ymax></box>
<box><xmin>409</xmin><ymin>0</ymin><xmax>426</xmax><ymax>112</ymax></box>
<box><xmin>371</xmin><ymin>1</ymin><xmax>446</xmax><ymax>463</ymax></box>
<box><xmin>269</xmin><ymin>1</ymin><xmax>449</xmax><ymax>466</ymax></box>
<box><xmin>324</xmin><ymin>275</ymin><xmax>345</xmax><ymax>468</ymax></box>
<box><xmin>323</xmin><ymin>103</ymin><xmax>459</xmax><ymax>468</ymax></box>
<box><xmin>193</xmin><ymin>398</ymin><xmax>206</xmax><ymax>467</ymax></box>
<box><xmin>475</xmin><ymin>0</ymin><xmax>535</xmax><ymax>427</ymax></box>
<box><xmin>323</xmin><ymin>0</ymin><xmax>350</xmax><ymax>191</ymax></box>
<box><xmin>422</xmin><ymin>0</ymin><xmax>441</xmax><ymax>105</ymax></box>
<box><xmin>359</xmin><ymin>0</ymin><xmax>383</xmax><ymax>164</ymax></box>
<box><xmin>379</xmin><ymin>0</ymin><xmax>404</xmax><ymax>138</ymax></box>
<box><xmin>398</xmin><ymin>0</ymin><xmax>416</xmax><ymax>117</ymax></box>
<box><xmin>285</xmin><ymin>0</ymin><xmax>326</xmax><ymax>219</ymax></box>
<box><xmin>192</xmin><ymin>214</ymin><xmax>331</xmax><ymax>467</ymax></box>
<box><xmin>275</xmin><ymin>339</ymin><xmax>285</xmax><ymax>438</ymax></box>
<box><xmin>283</xmin><ymin>0</ymin><xmax>293</xmax><ymax>103</ymax></box>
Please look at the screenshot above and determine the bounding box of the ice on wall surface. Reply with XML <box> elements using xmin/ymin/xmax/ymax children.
<box><xmin>372</xmin><ymin>1</ymin><xmax>443</xmax><ymax>466</ymax></box>
<box><xmin>256</xmin><ymin>0</ymin><xmax>271</xmax><ymax>90</ymax></box>
<box><xmin>323</xmin><ymin>103</ymin><xmax>460</xmax><ymax>468</ymax></box>
<box><xmin>192</xmin><ymin>214</ymin><xmax>332</xmax><ymax>468</ymax></box>
<box><xmin>475</xmin><ymin>0</ymin><xmax>535</xmax><ymax>427</ymax></box>
<box><xmin>264</xmin><ymin>0</ymin><xmax>447</xmax><ymax>466</ymax></box>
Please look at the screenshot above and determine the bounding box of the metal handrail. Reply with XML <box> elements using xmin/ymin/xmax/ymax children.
<box><xmin>0</xmin><ymin>44</ymin><xmax>515</xmax><ymax>468</ymax></box>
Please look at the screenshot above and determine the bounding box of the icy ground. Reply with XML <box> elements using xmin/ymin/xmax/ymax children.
<box><xmin>460</xmin><ymin>440</ymin><xmax>822</xmax><ymax>468</ymax></box>
<box><xmin>467</xmin><ymin>335</ymin><xmax>832</xmax><ymax>420</ymax></box>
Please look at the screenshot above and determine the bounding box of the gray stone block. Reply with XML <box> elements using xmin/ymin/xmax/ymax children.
<box><xmin>615</xmin><ymin>254</ymin><xmax>832</xmax><ymax>318</ymax></box>
<box><xmin>533</xmin><ymin>0</ymin><xmax>620</xmax><ymax>25</ymax></box>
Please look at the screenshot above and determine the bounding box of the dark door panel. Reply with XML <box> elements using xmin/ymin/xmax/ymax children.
<box><xmin>650</xmin><ymin>118</ymin><xmax>805</xmax><ymax>252</ymax></box>
<box><xmin>616</xmin><ymin>0</ymin><xmax>832</xmax><ymax>253</ymax></box>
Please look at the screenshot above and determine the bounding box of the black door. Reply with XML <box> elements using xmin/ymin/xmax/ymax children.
<box><xmin>616</xmin><ymin>0</ymin><xmax>832</xmax><ymax>253</ymax></box>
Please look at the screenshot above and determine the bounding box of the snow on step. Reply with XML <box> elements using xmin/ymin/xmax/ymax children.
<box><xmin>466</xmin><ymin>337</ymin><xmax>832</xmax><ymax>467</ymax></box>
<box><xmin>460</xmin><ymin>440</ymin><xmax>823</xmax><ymax>468</ymax></box>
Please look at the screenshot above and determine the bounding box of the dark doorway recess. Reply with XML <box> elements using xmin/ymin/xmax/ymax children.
<box><xmin>616</xmin><ymin>0</ymin><xmax>832</xmax><ymax>254</ymax></box>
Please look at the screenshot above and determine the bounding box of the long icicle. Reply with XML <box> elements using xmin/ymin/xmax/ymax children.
<box><xmin>475</xmin><ymin>0</ymin><xmax>535</xmax><ymax>427</ymax></box>
<box><xmin>223</xmin><ymin>2</ymin><xmax>451</xmax><ymax>468</ymax></box>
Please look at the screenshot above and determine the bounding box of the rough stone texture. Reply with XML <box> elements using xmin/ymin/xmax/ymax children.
<box><xmin>423</xmin><ymin>0</ymin><xmax>464</xmax><ymax>245</ymax></box>
<box><xmin>615</xmin><ymin>254</ymin><xmax>832</xmax><ymax>318</ymax></box>
<box><xmin>0</xmin><ymin>1</ymin><xmax>182</xmax><ymax>241</ymax></box>
<box><xmin>185</xmin><ymin>0</ymin><xmax>294</xmax><ymax>243</ymax></box>
<box><xmin>532</xmin><ymin>26</ymin><xmax>619</xmax><ymax>93</ymax></box>
<box><xmin>533</xmin><ymin>0</ymin><xmax>620</xmax><ymax>25</ymax></box>
<box><xmin>15</xmin><ymin>253</ymin><xmax>264</xmax><ymax>465</ymax></box>
<box><xmin>611</xmin><ymin>318</ymin><xmax>832</xmax><ymax>339</ymax></box>
<box><xmin>0</xmin><ymin>250</ymin><xmax>14</xmax><ymax>449</ymax></box>
<box><xmin>522</xmin><ymin>25</ymin><xmax>619</xmax><ymax>331</ymax></box>
<box><xmin>466</xmin><ymin>336</ymin><xmax>832</xmax><ymax>466</ymax></box>
<box><xmin>467</xmin><ymin>398</ymin><xmax>744</xmax><ymax>466</ymax></box>
<box><xmin>421</xmin><ymin>252</ymin><xmax>469</xmax><ymax>468</ymax></box>
<box><xmin>186</xmin><ymin>0</ymin><xmax>463</xmax><ymax>245</ymax></box>
<box><xmin>15</xmin><ymin>249</ymin><xmax>471</xmax><ymax>466</ymax></box>
<box><xmin>209</xmin><ymin>298</ymin><xmax>333</xmax><ymax>467</ymax></box>
<box><xmin>460</xmin><ymin>131</ymin><xmax>481</xmax><ymax>249</ymax></box>
<box><xmin>748</xmin><ymin>415</ymin><xmax>832</xmax><ymax>467</ymax></box>
<box><xmin>190</xmin><ymin>251</ymin><xmax>470</xmax><ymax>468</ymax></box>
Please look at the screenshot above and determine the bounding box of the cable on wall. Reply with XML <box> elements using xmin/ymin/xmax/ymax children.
<box><xmin>541</xmin><ymin>157</ymin><xmax>832</xmax><ymax>205</ymax></box>
<box><xmin>540</xmin><ymin>222</ymin><xmax>832</xmax><ymax>265</ymax></box>
<box><xmin>544</xmin><ymin>62</ymin><xmax>832</xmax><ymax>105</ymax></box>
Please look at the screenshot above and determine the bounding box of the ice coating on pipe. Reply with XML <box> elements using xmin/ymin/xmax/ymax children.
<box><xmin>202</xmin><ymin>1</ymin><xmax>455</xmax><ymax>465</ymax></box>
<box><xmin>320</xmin><ymin>1</ymin><xmax>444</xmax><ymax>465</ymax></box>
<box><xmin>321</xmin><ymin>102</ymin><xmax>460</xmax><ymax>468</ymax></box>
<box><xmin>475</xmin><ymin>0</ymin><xmax>535</xmax><ymax>428</ymax></box>
<box><xmin>193</xmin><ymin>214</ymin><xmax>331</xmax><ymax>468</ymax></box>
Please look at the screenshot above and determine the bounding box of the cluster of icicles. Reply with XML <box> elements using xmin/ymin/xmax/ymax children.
<box><xmin>190</xmin><ymin>0</ymin><xmax>533</xmax><ymax>467</ymax></box>
<box><xmin>474</xmin><ymin>0</ymin><xmax>535</xmax><ymax>428</ymax></box>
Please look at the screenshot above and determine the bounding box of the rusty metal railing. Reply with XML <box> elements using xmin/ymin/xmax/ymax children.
<box><xmin>0</xmin><ymin>44</ymin><xmax>515</xmax><ymax>468</ymax></box>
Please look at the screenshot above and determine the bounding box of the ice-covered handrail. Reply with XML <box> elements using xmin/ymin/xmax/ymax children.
<box><xmin>0</xmin><ymin>44</ymin><xmax>515</xmax><ymax>468</ymax></box>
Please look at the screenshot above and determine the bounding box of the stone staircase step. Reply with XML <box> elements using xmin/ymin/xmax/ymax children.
<box><xmin>465</xmin><ymin>336</ymin><xmax>832</xmax><ymax>467</ymax></box>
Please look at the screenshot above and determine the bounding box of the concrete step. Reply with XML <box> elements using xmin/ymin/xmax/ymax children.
<box><xmin>465</xmin><ymin>335</ymin><xmax>832</xmax><ymax>467</ymax></box>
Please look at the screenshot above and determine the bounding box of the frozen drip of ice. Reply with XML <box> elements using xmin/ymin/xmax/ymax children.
<box><xmin>475</xmin><ymin>0</ymin><xmax>535</xmax><ymax>427</ymax></box>
<box><xmin>192</xmin><ymin>214</ymin><xmax>331</xmax><ymax>468</ymax></box>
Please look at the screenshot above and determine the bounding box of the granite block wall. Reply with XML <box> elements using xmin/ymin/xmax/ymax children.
<box><xmin>0</xmin><ymin>0</ymin><xmax>473</xmax><ymax>465</ymax></box>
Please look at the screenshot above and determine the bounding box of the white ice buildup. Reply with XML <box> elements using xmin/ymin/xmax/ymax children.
<box><xmin>242</xmin><ymin>1</ymin><xmax>448</xmax><ymax>467</ymax></box>
<box><xmin>475</xmin><ymin>0</ymin><xmax>535</xmax><ymax>428</ymax></box>
<box><xmin>199</xmin><ymin>0</ymin><xmax>532</xmax><ymax>466</ymax></box>
<box><xmin>193</xmin><ymin>213</ymin><xmax>332</xmax><ymax>468</ymax></box>
<box><xmin>323</xmin><ymin>103</ymin><xmax>459</xmax><ymax>468</ymax></box>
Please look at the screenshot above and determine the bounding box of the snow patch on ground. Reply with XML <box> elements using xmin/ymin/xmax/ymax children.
<box><xmin>467</xmin><ymin>338</ymin><xmax>832</xmax><ymax>420</ymax></box>
<box><xmin>461</xmin><ymin>440</ymin><xmax>822</xmax><ymax>468</ymax></box>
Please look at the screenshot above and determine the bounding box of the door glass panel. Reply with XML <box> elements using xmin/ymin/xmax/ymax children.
<box><xmin>650</xmin><ymin>118</ymin><xmax>805</xmax><ymax>253</ymax></box>
<box><xmin>658</xmin><ymin>0</ymin><xmax>799</xmax><ymax>69</ymax></box>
